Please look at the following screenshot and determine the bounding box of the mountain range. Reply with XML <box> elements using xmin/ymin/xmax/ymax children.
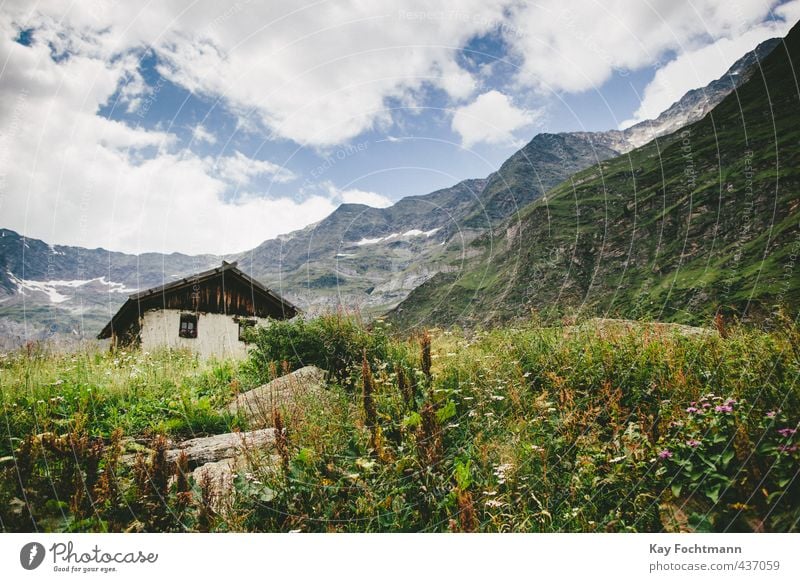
<box><xmin>0</xmin><ymin>35</ymin><xmax>788</xmax><ymax>346</ymax></box>
<box><xmin>389</xmin><ymin>26</ymin><xmax>799</xmax><ymax>329</ymax></box>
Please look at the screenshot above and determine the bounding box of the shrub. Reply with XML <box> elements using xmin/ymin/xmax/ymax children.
<box><xmin>243</xmin><ymin>314</ymin><xmax>389</xmax><ymax>385</ymax></box>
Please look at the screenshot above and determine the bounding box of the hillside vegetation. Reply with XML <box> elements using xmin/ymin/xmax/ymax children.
<box><xmin>2</xmin><ymin>315</ymin><xmax>798</xmax><ymax>532</ymax></box>
<box><xmin>389</xmin><ymin>23</ymin><xmax>800</xmax><ymax>331</ymax></box>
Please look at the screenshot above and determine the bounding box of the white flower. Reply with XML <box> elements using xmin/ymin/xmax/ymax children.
<box><xmin>494</xmin><ymin>463</ymin><xmax>514</xmax><ymax>484</ymax></box>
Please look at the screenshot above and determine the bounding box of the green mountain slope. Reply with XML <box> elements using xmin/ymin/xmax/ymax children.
<box><xmin>389</xmin><ymin>23</ymin><xmax>800</xmax><ymax>330</ymax></box>
<box><xmin>465</xmin><ymin>133</ymin><xmax>621</xmax><ymax>227</ymax></box>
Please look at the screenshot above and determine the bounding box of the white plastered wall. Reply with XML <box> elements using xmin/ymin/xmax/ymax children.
<box><xmin>139</xmin><ymin>309</ymin><xmax>268</xmax><ymax>360</ymax></box>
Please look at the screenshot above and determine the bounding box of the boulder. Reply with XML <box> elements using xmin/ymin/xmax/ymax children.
<box><xmin>225</xmin><ymin>365</ymin><xmax>327</xmax><ymax>426</ymax></box>
<box><xmin>190</xmin><ymin>453</ymin><xmax>280</xmax><ymax>511</ymax></box>
<box><xmin>165</xmin><ymin>428</ymin><xmax>276</xmax><ymax>468</ymax></box>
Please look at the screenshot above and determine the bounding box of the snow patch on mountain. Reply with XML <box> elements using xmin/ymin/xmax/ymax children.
<box><xmin>354</xmin><ymin>228</ymin><xmax>440</xmax><ymax>246</ymax></box>
<box><xmin>8</xmin><ymin>273</ymin><xmax>137</xmax><ymax>304</ymax></box>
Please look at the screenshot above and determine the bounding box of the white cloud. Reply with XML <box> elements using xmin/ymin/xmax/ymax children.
<box><xmin>310</xmin><ymin>181</ymin><xmax>393</xmax><ymax>209</ymax></box>
<box><xmin>620</xmin><ymin>2</ymin><xmax>800</xmax><ymax>128</ymax></box>
<box><xmin>5</xmin><ymin>0</ymin><xmax>511</xmax><ymax>147</ymax></box>
<box><xmin>504</xmin><ymin>0</ymin><xmax>793</xmax><ymax>95</ymax></box>
<box><xmin>192</xmin><ymin>124</ymin><xmax>216</xmax><ymax>145</ymax></box>
<box><xmin>339</xmin><ymin>188</ymin><xmax>393</xmax><ymax>208</ymax></box>
<box><xmin>452</xmin><ymin>90</ymin><xmax>539</xmax><ymax>147</ymax></box>
<box><xmin>152</xmin><ymin>1</ymin><xmax>509</xmax><ymax>147</ymax></box>
<box><xmin>214</xmin><ymin>151</ymin><xmax>296</xmax><ymax>185</ymax></box>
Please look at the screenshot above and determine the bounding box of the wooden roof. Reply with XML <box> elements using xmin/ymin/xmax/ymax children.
<box><xmin>97</xmin><ymin>261</ymin><xmax>299</xmax><ymax>339</ymax></box>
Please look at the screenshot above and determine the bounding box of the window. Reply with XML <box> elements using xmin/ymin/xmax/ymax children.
<box><xmin>179</xmin><ymin>313</ymin><xmax>198</xmax><ymax>338</ymax></box>
<box><xmin>238</xmin><ymin>318</ymin><xmax>256</xmax><ymax>342</ymax></box>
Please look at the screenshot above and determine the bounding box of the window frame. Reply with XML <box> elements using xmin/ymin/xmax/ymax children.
<box><xmin>179</xmin><ymin>313</ymin><xmax>198</xmax><ymax>339</ymax></box>
<box><xmin>237</xmin><ymin>318</ymin><xmax>256</xmax><ymax>342</ymax></box>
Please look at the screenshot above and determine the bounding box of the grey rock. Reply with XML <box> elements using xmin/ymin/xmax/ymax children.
<box><xmin>165</xmin><ymin>428</ymin><xmax>276</xmax><ymax>468</ymax></box>
<box><xmin>226</xmin><ymin>365</ymin><xmax>327</xmax><ymax>426</ymax></box>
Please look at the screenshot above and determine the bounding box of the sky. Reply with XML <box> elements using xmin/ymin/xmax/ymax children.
<box><xmin>1</xmin><ymin>0</ymin><xmax>799</xmax><ymax>255</ymax></box>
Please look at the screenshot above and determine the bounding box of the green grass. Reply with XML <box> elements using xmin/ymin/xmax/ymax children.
<box><xmin>0</xmin><ymin>346</ymin><xmax>246</xmax><ymax>450</ymax></box>
<box><xmin>1</xmin><ymin>315</ymin><xmax>798</xmax><ymax>532</ymax></box>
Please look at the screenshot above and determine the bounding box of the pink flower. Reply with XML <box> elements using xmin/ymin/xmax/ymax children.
<box><xmin>686</xmin><ymin>406</ymin><xmax>699</xmax><ymax>414</ymax></box>
<box><xmin>777</xmin><ymin>427</ymin><xmax>797</xmax><ymax>438</ymax></box>
<box><xmin>702</xmin><ymin>403</ymin><xmax>711</xmax><ymax>408</ymax></box>
<box><xmin>686</xmin><ymin>439</ymin><xmax>701</xmax><ymax>448</ymax></box>
<box><xmin>715</xmin><ymin>405</ymin><xmax>733</xmax><ymax>413</ymax></box>
<box><xmin>658</xmin><ymin>449</ymin><xmax>673</xmax><ymax>459</ymax></box>
<box><xmin>724</xmin><ymin>398</ymin><xmax>737</xmax><ymax>406</ymax></box>
<box><xmin>766</xmin><ymin>411</ymin><xmax>777</xmax><ymax>418</ymax></box>
<box><xmin>778</xmin><ymin>444</ymin><xmax>798</xmax><ymax>453</ymax></box>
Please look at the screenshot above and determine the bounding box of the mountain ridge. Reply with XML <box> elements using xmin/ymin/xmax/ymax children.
<box><xmin>387</xmin><ymin>28</ymin><xmax>799</xmax><ymax>330</ymax></box>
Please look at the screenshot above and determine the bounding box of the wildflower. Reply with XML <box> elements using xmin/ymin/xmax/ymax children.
<box><xmin>714</xmin><ymin>404</ymin><xmax>733</xmax><ymax>413</ymax></box>
<box><xmin>686</xmin><ymin>439</ymin><xmax>701</xmax><ymax>448</ymax></box>
<box><xmin>766</xmin><ymin>411</ymin><xmax>777</xmax><ymax>418</ymax></box>
<box><xmin>658</xmin><ymin>449</ymin><xmax>673</xmax><ymax>459</ymax></box>
<box><xmin>494</xmin><ymin>463</ymin><xmax>514</xmax><ymax>484</ymax></box>
<box><xmin>777</xmin><ymin>427</ymin><xmax>797</xmax><ymax>438</ymax></box>
<box><xmin>778</xmin><ymin>444</ymin><xmax>798</xmax><ymax>453</ymax></box>
<box><xmin>685</xmin><ymin>406</ymin><xmax>698</xmax><ymax>413</ymax></box>
<box><xmin>702</xmin><ymin>403</ymin><xmax>711</xmax><ymax>408</ymax></box>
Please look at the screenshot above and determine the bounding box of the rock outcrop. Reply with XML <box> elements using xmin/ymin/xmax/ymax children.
<box><xmin>225</xmin><ymin>365</ymin><xmax>327</xmax><ymax>426</ymax></box>
<box><xmin>165</xmin><ymin>428</ymin><xmax>276</xmax><ymax>468</ymax></box>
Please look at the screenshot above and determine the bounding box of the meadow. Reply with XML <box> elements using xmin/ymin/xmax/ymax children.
<box><xmin>1</xmin><ymin>314</ymin><xmax>798</xmax><ymax>532</ymax></box>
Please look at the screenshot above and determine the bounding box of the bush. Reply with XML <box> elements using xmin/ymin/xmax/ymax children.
<box><xmin>243</xmin><ymin>314</ymin><xmax>389</xmax><ymax>385</ymax></box>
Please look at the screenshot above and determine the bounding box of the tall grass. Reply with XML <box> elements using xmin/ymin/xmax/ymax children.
<box><xmin>1</xmin><ymin>315</ymin><xmax>798</xmax><ymax>532</ymax></box>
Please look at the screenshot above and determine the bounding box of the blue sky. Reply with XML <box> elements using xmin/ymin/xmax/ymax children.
<box><xmin>1</xmin><ymin>1</ymin><xmax>799</xmax><ymax>254</ymax></box>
